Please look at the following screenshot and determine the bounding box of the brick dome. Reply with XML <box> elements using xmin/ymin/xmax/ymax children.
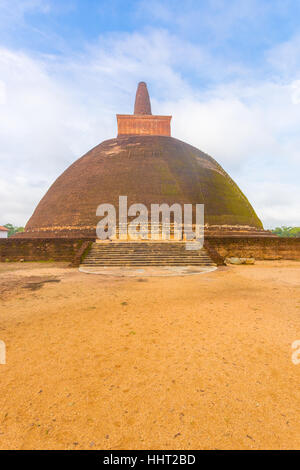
<box><xmin>21</xmin><ymin>82</ymin><xmax>264</xmax><ymax>238</ymax></box>
<box><xmin>23</xmin><ymin>134</ymin><xmax>263</xmax><ymax>238</ymax></box>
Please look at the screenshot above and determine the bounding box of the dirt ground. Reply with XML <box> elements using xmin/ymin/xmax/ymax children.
<box><xmin>0</xmin><ymin>260</ymin><xmax>299</xmax><ymax>450</ymax></box>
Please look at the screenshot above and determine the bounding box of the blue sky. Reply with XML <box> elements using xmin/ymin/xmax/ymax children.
<box><xmin>0</xmin><ymin>0</ymin><xmax>300</xmax><ymax>227</ymax></box>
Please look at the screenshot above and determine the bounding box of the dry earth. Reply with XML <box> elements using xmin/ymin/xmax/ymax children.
<box><xmin>0</xmin><ymin>261</ymin><xmax>299</xmax><ymax>450</ymax></box>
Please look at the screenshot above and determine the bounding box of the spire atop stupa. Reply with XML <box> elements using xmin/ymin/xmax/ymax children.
<box><xmin>134</xmin><ymin>82</ymin><xmax>152</xmax><ymax>115</ymax></box>
<box><xmin>116</xmin><ymin>81</ymin><xmax>171</xmax><ymax>137</ymax></box>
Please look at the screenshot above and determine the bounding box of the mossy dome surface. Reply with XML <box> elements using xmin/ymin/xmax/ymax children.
<box><xmin>24</xmin><ymin>135</ymin><xmax>263</xmax><ymax>236</ymax></box>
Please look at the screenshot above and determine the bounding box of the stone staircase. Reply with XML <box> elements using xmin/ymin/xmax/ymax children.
<box><xmin>80</xmin><ymin>242</ymin><xmax>216</xmax><ymax>267</ymax></box>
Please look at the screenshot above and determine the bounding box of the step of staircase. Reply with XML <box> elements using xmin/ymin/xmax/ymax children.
<box><xmin>80</xmin><ymin>242</ymin><xmax>216</xmax><ymax>267</ymax></box>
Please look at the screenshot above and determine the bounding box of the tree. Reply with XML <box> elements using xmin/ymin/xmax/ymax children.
<box><xmin>3</xmin><ymin>224</ymin><xmax>24</xmax><ymax>237</ymax></box>
<box><xmin>271</xmin><ymin>226</ymin><xmax>300</xmax><ymax>237</ymax></box>
<box><xmin>289</xmin><ymin>227</ymin><xmax>300</xmax><ymax>237</ymax></box>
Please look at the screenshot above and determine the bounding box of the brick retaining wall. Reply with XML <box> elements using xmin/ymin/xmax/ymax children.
<box><xmin>0</xmin><ymin>239</ymin><xmax>88</xmax><ymax>262</ymax></box>
<box><xmin>0</xmin><ymin>237</ymin><xmax>299</xmax><ymax>264</ymax></box>
<box><xmin>206</xmin><ymin>237</ymin><xmax>300</xmax><ymax>261</ymax></box>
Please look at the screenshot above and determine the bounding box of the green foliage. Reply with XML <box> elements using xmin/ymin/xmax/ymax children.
<box><xmin>4</xmin><ymin>224</ymin><xmax>25</xmax><ymax>237</ymax></box>
<box><xmin>271</xmin><ymin>226</ymin><xmax>300</xmax><ymax>237</ymax></box>
<box><xmin>289</xmin><ymin>227</ymin><xmax>300</xmax><ymax>237</ymax></box>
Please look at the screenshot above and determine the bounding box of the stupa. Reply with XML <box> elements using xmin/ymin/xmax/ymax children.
<box><xmin>21</xmin><ymin>82</ymin><xmax>265</xmax><ymax>239</ymax></box>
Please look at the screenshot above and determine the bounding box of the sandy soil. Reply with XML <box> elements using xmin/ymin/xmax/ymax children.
<box><xmin>0</xmin><ymin>260</ymin><xmax>299</xmax><ymax>450</ymax></box>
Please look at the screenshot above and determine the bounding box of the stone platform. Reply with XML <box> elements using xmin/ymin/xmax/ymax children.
<box><xmin>79</xmin><ymin>265</ymin><xmax>217</xmax><ymax>276</ymax></box>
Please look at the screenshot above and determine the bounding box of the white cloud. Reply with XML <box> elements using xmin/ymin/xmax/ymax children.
<box><xmin>167</xmin><ymin>80</ymin><xmax>300</xmax><ymax>166</ymax></box>
<box><xmin>162</xmin><ymin>80</ymin><xmax>300</xmax><ymax>228</ymax></box>
<box><xmin>0</xmin><ymin>79</ymin><xmax>6</xmax><ymax>104</ymax></box>
<box><xmin>267</xmin><ymin>34</ymin><xmax>300</xmax><ymax>76</ymax></box>
<box><xmin>0</xmin><ymin>29</ymin><xmax>299</xmax><ymax>228</ymax></box>
<box><xmin>136</xmin><ymin>0</ymin><xmax>268</xmax><ymax>41</ymax></box>
<box><xmin>239</xmin><ymin>181</ymin><xmax>300</xmax><ymax>228</ymax></box>
<box><xmin>290</xmin><ymin>79</ymin><xmax>300</xmax><ymax>105</ymax></box>
<box><xmin>0</xmin><ymin>0</ymin><xmax>50</xmax><ymax>25</ymax></box>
